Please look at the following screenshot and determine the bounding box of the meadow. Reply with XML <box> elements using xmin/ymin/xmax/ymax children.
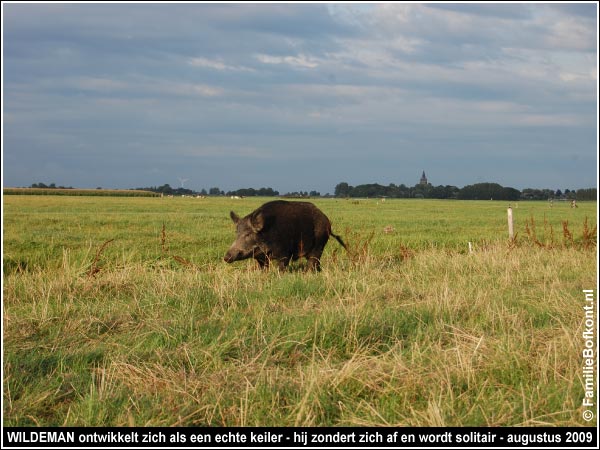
<box><xmin>2</xmin><ymin>195</ymin><xmax>597</xmax><ymax>426</ymax></box>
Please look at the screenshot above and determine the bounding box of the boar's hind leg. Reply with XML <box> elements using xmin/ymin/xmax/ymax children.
<box><xmin>307</xmin><ymin>257</ymin><xmax>321</xmax><ymax>272</ymax></box>
<box><xmin>306</xmin><ymin>250</ymin><xmax>324</xmax><ymax>272</ymax></box>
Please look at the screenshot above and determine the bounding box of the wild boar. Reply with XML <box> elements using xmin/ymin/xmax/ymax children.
<box><xmin>224</xmin><ymin>200</ymin><xmax>347</xmax><ymax>271</ymax></box>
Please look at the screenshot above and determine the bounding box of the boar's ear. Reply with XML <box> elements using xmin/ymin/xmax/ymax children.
<box><xmin>230</xmin><ymin>211</ymin><xmax>240</xmax><ymax>224</ymax></box>
<box><xmin>250</xmin><ymin>211</ymin><xmax>266</xmax><ymax>233</ymax></box>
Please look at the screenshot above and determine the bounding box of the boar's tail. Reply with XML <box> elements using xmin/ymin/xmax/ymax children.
<box><xmin>330</xmin><ymin>231</ymin><xmax>348</xmax><ymax>251</ymax></box>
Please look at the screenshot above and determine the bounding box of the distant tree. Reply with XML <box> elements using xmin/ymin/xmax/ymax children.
<box><xmin>501</xmin><ymin>187</ymin><xmax>521</xmax><ymax>201</ymax></box>
<box><xmin>458</xmin><ymin>183</ymin><xmax>520</xmax><ymax>201</ymax></box>
<box><xmin>283</xmin><ymin>191</ymin><xmax>311</xmax><ymax>198</ymax></box>
<box><xmin>396</xmin><ymin>184</ymin><xmax>410</xmax><ymax>198</ymax></box>
<box><xmin>413</xmin><ymin>182</ymin><xmax>434</xmax><ymax>198</ymax></box>
<box><xmin>158</xmin><ymin>184</ymin><xmax>174</xmax><ymax>195</ymax></box>
<box><xmin>576</xmin><ymin>188</ymin><xmax>597</xmax><ymax>201</ymax></box>
<box><xmin>430</xmin><ymin>185</ymin><xmax>459</xmax><ymax>199</ymax></box>
<box><xmin>173</xmin><ymin>187</ymin><xmax>194</xmax><ymax>196</ymax></box>
<box><xmin>334</xmin><ymin>182</ymin><xmax>352</xmax><ymax>197</ymax></box>
<box><xmin>209</xmin><ymin>187</ymin><xmax>221</xmax><ymax>196</ymax></box>
<box><xmin>225</xmin><ymin>187</ymin><xmax>278</xmax><ymax>197</ymax></box>
<box><xmin>259</xmin><ymin>187</ymin><xmax>279</xmax><ymax>196</ymax></box>
<box><xmin>352</xmin><ymin>183</ymin><xmax>387</xmax><ymax>198</ymax></box>
<box><xmin>523</xmin><ymin>188</ymin><xmax>554</xmax><ymax>200</ymax></box>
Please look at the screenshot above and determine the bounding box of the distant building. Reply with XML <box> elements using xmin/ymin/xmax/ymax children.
<box><xmin>419</xmin><ymin>170</ymin><xmax>428</xmax><ymax>186</ymax></box>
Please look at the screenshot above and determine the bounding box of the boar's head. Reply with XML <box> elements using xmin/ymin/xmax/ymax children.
<box><xmin>224</xmin><ymin>210</ymin><xmax>267</xmax><ymax>263</ymax></box>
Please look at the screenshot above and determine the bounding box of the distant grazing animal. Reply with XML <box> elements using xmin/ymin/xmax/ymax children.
<box><xmin>224</xmin><ymin>200</ymin><xmax>347</xmax><ymax>271</ymax></box>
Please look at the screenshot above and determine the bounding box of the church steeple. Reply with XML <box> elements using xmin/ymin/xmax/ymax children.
<box><xmin>420</xmin><ymin>170</ymin><xmax>428</xmax><ymax>186</ymax></box>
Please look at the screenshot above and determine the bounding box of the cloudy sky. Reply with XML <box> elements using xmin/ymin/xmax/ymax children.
<box><xmin>2</xmin><ymin>2</ymin><xmax>597</xmax><ymax>194</ymax></box>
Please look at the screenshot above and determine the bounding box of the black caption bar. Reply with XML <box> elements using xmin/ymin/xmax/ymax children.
<box><xmin>3</xmin><ymin>427</ymin><xmax>597</xmax><ymax>448</ymax></box>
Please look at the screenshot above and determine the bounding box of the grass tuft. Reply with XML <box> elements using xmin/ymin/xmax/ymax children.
<box><xmin>3</xmin><ymin>196</ymin><xmax>596</xmax><ymax>426</ymax></box>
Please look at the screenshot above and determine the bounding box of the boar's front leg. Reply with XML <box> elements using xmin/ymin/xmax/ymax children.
<box><xmin>254</xmin><ymin>253</ymin><xmax>270</xmax><ymax>269</ymax></box>
<box><xmin>276</xmin><ymin>256</ymin><xmax>291</xmax><ymax>271</ymax></box>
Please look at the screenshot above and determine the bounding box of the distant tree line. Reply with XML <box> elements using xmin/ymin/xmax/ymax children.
<box><xmin>281</xmin><ymin>191</ymin><xmax>321</xmax><ymax>198</ymax></box>
<box><xmin>457</xmin><ymin>183</ymin><xmax>520</xmax><ymax>201</ymax></box>
<box><xmin>334</xmin><ymin>182</ymin><xmax>460</xmax><ymax>199</ymax></box>
<box><xmin>26</xmin><ymin>181</ymin><xmax>597</xmax><ymax>201</ymax></box>
<box><xmin>134</xmin><ymin>184</ymin><xmax>279</xmax><ymax>197</ymax></box>
<box><xmin>334</xmin><ymin>182</ymin><xmax>597</xmax><ymax>201</ymax></box>
<box><xmin>30</xmin><ymin>182</ymin><xmax>74</xmax><ymax>189</ymax></box>
<box><xmin>226</xmin><ymin>187</ymin><xmax>279</xmax><ymax>197</ymax></box>
<box><xmin>574</xmin><ymin>188</ymin><xmax>597</xmax><ymax>201</ymax></box>
<box><xmin>134</xmin><ymin>184</ymin><xmax>196</xmax><ymax>196</ymax></box>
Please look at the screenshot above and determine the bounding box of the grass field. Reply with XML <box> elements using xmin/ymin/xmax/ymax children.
<box><xmin>2</xmin><ymin>195</ymin><xmax>597</xmax><ymax>426</ymax></box>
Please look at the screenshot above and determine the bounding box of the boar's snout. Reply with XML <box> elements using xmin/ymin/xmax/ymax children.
<box><xmin>223</xmin><ymin>249</ymin><xmax>239</xmax><ymax>263</ymax></box>
<box><xmin>224</xmin><ymin>245</ymin><xmax>249</xmax><ymax>263</ymax></box>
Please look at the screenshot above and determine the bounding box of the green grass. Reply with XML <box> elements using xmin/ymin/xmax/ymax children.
<box><xmin>2</xmin><ymin>195</ymin><xmax>597</xmax><ymax>426</ymax></box>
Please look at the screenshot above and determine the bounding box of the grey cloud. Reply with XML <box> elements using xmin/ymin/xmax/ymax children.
<box><xmin>2</xmin><ymin>2</ymin><xmax>597</xmax><ymax>193</ymax></box>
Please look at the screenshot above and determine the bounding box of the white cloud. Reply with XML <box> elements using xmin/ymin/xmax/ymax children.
<box><xmin>534</xmin><ymin>8</ymin><xmax>597</xmax><ymax>52</ymax></box>
<box><xmin>188</xmin><ymin>57</ymin><xmax>255</xmax><ymax>72</ymax></box>
<box><xmin>255</xmin><ymin>53</ymin><xmax>319</xmax><ymax>68</ymax></box>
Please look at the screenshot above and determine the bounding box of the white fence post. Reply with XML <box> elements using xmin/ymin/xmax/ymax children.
<box><xmin>507</xmin><ymin>207</ymin><xmax>514</xmax><ymax>241</ymax></box>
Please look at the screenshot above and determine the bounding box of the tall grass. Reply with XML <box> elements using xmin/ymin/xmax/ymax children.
<box><xmin>2</xmin><ymin>196</ymin><xmax>597</xmax><ymax>426</ymax></box>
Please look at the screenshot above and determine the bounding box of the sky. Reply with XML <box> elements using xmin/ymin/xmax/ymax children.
<box><xmin>2</xmin><ymin>2</ymin><xmax>598</xmax><ymax>194</ymax></box>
